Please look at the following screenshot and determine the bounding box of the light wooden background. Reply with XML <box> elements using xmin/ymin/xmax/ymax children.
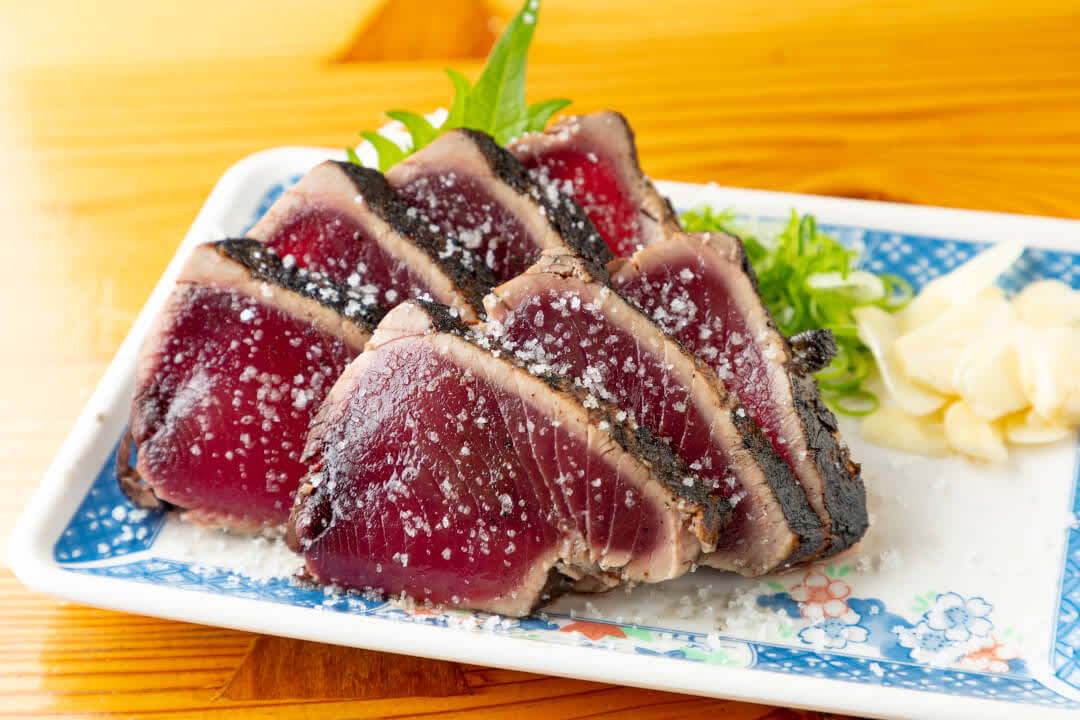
<box><xmin>2</xmin><ymin>0</ymin><xmax>1079</xmax><ymax>716</ymax></box>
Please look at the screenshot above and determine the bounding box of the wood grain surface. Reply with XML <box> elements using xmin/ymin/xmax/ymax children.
<box><xmin>2</xmin><ymin>0</ymin><xmax>1079</xmax><ymax>716</ymax></box>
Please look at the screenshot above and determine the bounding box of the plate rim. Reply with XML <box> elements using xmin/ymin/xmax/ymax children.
<box><xmin>10</xmin><ymin>146</ymin><xmax>1080</xmax><ymax>720</ymax></box>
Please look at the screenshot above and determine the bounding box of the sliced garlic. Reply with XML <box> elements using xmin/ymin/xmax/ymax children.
<box><xmin>853</xmin><ymin>305</ymin><xmax>945</xmax><ymax>416</ymax></box>
<box><xmin>1016</xmin><ymin>326</ymin><xmax>1074</xmax><ymax>420</ymax></box>
<box><xmin>944</xmin><ymin>401</ymin><xmax>1008</xmax><ymax>463</ymax></box>
<box><xmin>897</xmin><ymin>293</ymin><xmax>950</xmax><ymax>334</ymax></box>
<box><xmin>1056</xmin><ymin>331</ymin><xmax>1080</xmax><ymax>425</ymax></box>
<box><xmin>1013</xmin><ymin>279</ymin><xmax>1080</xmax><ymax>328</ymax></box>
<box><xmin>953</xmin><ymin>330</ymin><xmax>1028</xmax><ymax>420</ymax></box>
<box><xmin>861</xmin><ymin>407</ymin><xmax>950</xmax><ymax>456</ymax></box>
<box><xmin>898</xmin><ymin>240</ymin><xmax>1024</xmax><ymax>331</ymax></box>
<box><xmin>895</xmin><ymin>296</ymin><xmax>1016</xmax><ymax>396</ymax></box>
<box><xmin>1004</xmin><ymin>410</ymin><xmax>1072</xmax><ymax>445</ymax></box>
<box><xmin>929</xmin><ymin>240</ymin><xmax>1025</xmax><ymax>303</ymax></box>
<box><xmin>1062</xmin><ymin>385</ymin><xmax>1080</xmax><ymax>426</ymax></box>
<box><xmin>854</xmin><ymin>236</ymin><xmax>1080</xmax><ymax>461</ymax></box>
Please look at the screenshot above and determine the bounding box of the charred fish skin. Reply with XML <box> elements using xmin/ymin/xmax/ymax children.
<box><xmin>387</xmin><ymin>129</ymin><xmax>611</xmax><ymax>284</ymax></box>
<box><xmin>249</xmin><ymin>160</ymin><xmax>494</xmax><ymax>322</ymax></box>
<box><xmin>215</xmin><ymin>238</ymin><xmax>388</xmax><ymax>329</ymax></box>
<box><xmin>790</xmin><ymin>370</ymin><xmax>867</xmax><ymax>551</ymax></box>
<box><xmin>609</xmin><ymin>230</ymin><xmax>868</xmax><ymax>558</ymax></box>
<box><xmin>720</xmin><ymin>230</ymin><xmax>867</xmax><ymax>553</ymax></box>
<box><xmin>289</xmin><ymin>299</ymin><xmax>713</xmax><ymax>616</ymax></box>
<box><xmin>459</xmin><ymin>129</ymin><xmax>615</xmax><ymax>267</ymax></box>
<box><xmin>727</xmin><ymin>402</ymin><xmax>830</xmax><ymax>566</ymax></box>
<box><xmin>789</xmin><ymin>329</ymin><xmax>839</xmax><ymax>376</ymax></box>
<box><xmin>510</xmin><ymin>110</ymin><xmax>681</xmax><ymax>256</ymax></box>
<box><xmin>330</xmin><ymin>161</ymin><xmax>497</xmax><ymax>314</ymax></box>
<box><xmin>485</xmin><ymin>249</ymin><xmax>825</xmax><ymax>574</ymax></box>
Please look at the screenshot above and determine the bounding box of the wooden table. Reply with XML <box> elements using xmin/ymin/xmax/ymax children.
<box><xmin>2</xmin><ymin>0</ymin><xmax>1078</xmax><ymax>716</ymax></box>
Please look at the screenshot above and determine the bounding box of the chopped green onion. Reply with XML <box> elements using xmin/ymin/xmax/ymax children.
<box><xmin>830</xmin><ymin>389</ymin><xmax>880</xmax><ymax>417</ymax></box>
<box><xmin>680</xmin><ymin>207</ymin><xmax>910</xmax><ymax>416</ymax></box>
<box><xmin>879</xmin><ymin>273</ymin><xmax>914</xmax><ymax>309</ymax></box>
<box><xmin>807</xmin><ymin>271</ymin><xmax>886</xmax><ymax>304</ymax></box>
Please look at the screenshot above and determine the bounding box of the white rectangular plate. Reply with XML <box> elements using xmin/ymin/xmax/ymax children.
<box><xmin>11</xmin><ymin>147</ymin><xmax>1080</xmax><ymax>720</ymax></box>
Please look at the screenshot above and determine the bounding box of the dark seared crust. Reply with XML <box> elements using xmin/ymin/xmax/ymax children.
<box><xmin>333</xmin><ymin>161</ymin><xmax>497</xmax><ymax>314</ymax></box>
<box><xmin>216</xmin><ymin>238</ymin><xmax>387</xmax><ymax>331</ymax></box>
<box><xmin>115</xmin><ymin>430</ymin><xmax>172</xmax><ymax>510</ymax></box>
<box><xmin>729</xmin><ymin>409</ymin><xmax>826</xmax><ymax>565</ymax></box>
<box><xmin>533</xmin><ymin>567</ymin><xmax>575</xmax><ymax>611</ymax></box>
<box><xmin>731</xmin><ymin>231</ymin><xmax>763</xmax><ymax>292</ymax></box>
<box><xmin>289</xmin><ymin>298</ymin><xmax>726</xmax><ymax>600</ymax></box>
<box><xmin>790</xmin><ymin>373</ymin><xmax>868</xmax><ymax>552</ymax></box>
<box><xmin>499</xmin><ymin>252</ymin><xmax>821</xmax><ymax>561</ymax></box>
<box><xmin>701</xmin><ymin>230</ymin><xmax>866</xmax><ymax>557</ymax></box>
<box><xmin>458</xmin><ymin>129</ymin><xmax>615</xmax><ymax>271</ymax></box>
<box><xmin>414</xmin><ymin>298</ymin><xmax>470</xmax><ymax>336</ymax></box>
<box><xmin>360</xmin><ymin>299</ymin><xmax>729</xmax><ymax>547</ymax></box>
<box><xmin>288</xmin><ymin>471</ymin><xmax>328</xmax><ymax>552</ymax></box>
<box><xmin>790</xmin><ymin>330</ymin><xmax>838</xmax><ymax>375</ymax></box>
<box><xmin>515</xmin><ymin>111</ymin><xmax>680</xmax><ymax>241</ymax></box>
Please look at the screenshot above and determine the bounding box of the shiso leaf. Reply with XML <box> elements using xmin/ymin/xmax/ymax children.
<box><xmin>360</xmin><ymin>132</ymin><xmax>407</xmax><ymax>172</ymax></box>
<box><xmin>465</xmin><ymin>0</ymin><xmax>537</xmax><ymax>143</ymax></box>
<box><xmin>353</xmin><ymin>0</ymin><xmax>571</xmax><ymax>169</ymax></box>
<box><xmin>443</xmin><ymin>69</ymin><xmax>472</xmax><ymax>130</ymax></box>
<box><xmin>526</xmin><ymin>98</ymin><xmax>573</xmax><ymax>132</ymax></box>
<box><xmin>385</xmin><ymin>110</ymin><xmax>439</xmax><ymax>151</ymax></box>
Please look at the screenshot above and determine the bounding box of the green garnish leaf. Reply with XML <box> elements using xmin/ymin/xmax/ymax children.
<box><xmin>344</xmin><ymin>145</ymin><xmax>362</xmax><ymax>165</ymax></box>
<box><xmin>360</xmin><ymin>131</ymin><xmax>407</xmax><ymax>172</ymax></box>
<box><xmin>443</xmin><ymin>69</ymin><xmax>472</xmax><ymax>130</ymax></box>
<box><xmin>356</xmin><ymin>0</ymin><xmax>571</xmax><ymax>169</ymax></box>
<box><xmin>466</xmin><ymin>0</ymin><xmax>537</xmax><ymax>143</ymax></box>
<box><xmin>526</xmin><ymin>98</ymin><xmax>572</xmax><ymax>133</ymax></box>
<box><xmin>680</xmin><ymin>206</ymin><xmax>910</xmax><ymax>415</ymax></box>
<box><xmin>385</xmin><ymin>110</ymin><xmax>439</xmax><ymax>152</ymax></box>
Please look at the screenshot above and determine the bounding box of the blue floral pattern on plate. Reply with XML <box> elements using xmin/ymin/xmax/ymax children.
<box><xmin>53</xmin><ymin>440</ymin><xmax>166</xmax><ymax>562</ymax></box>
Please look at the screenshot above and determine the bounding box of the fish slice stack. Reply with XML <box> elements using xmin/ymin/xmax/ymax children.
<box><xmin>127</xmin><ymin>111</ymin><xmax>866</xmax><ymax>615</ymax></box>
